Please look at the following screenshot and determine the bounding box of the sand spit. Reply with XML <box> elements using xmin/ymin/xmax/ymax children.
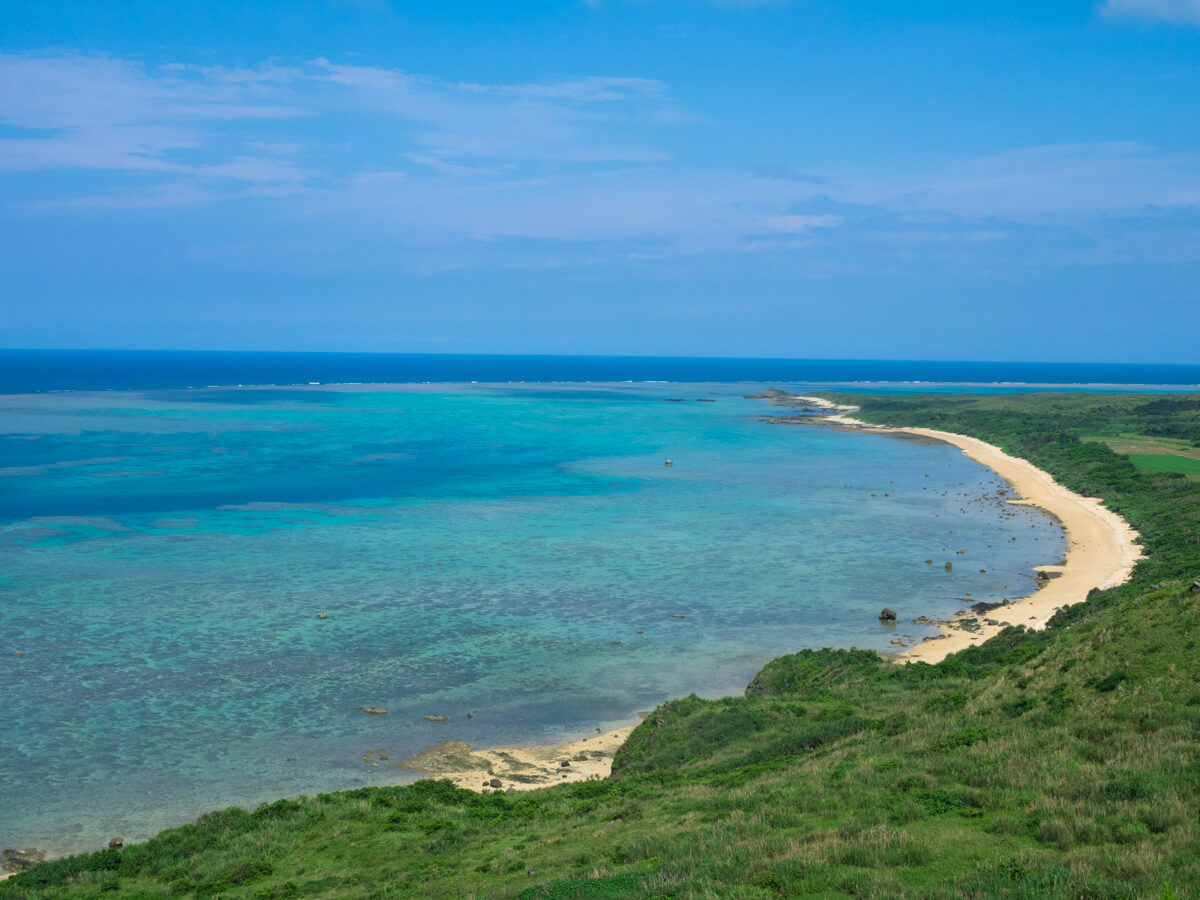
<box><xmin>396</xmin><ymin>726</ymin><xmax>637</xmax><ymax>794</ymax></box>
<box><xmin>783</xmin><ymin>396</ymin><xmax>1144</xmax><ymax>663</ymax></box>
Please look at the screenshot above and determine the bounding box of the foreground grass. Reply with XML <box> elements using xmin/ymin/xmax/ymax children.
<box><xmin>4</xmin><ymin>393</ymin><xmax>1199</xmax><ymax>899</ymax></box>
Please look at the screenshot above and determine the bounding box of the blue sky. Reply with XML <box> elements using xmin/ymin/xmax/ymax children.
<box><xmin>2</xmin><ymin>0</ymin><xmax>1198</xmax><ymax>361</ymax></box>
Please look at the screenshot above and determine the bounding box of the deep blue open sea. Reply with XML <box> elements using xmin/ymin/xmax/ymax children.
<box><xmin>3</xmin><ymin>349</ymin><xmax>1200</xmax><ymax>393</ymax></box>
<box><xmin>1</xmin><ymin>352</ymin><xmax>1194</xmax><ymax>857</ymax></box>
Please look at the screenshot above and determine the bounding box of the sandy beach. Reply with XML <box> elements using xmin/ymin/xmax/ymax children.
<box><xmin>788</xmin><ymin>396</ymin><xmax>1144</xmax><ymax>663</ymax></box>
<box><xmin>395</xmin><ymin>725</ymin><xmax>638</xmax><ymax>792</ymax></box>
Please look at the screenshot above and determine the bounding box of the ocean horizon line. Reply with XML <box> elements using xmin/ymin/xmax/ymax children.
<box><xmin>4</xmin><ymin>349</ymin><xmax>1200</xmax><ymax>395</ymax></box>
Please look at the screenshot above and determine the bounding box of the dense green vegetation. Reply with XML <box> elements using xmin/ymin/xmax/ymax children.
<box><xmin>4</xmin><ymin>393</ymin><xmax>1199</xmax><ymax>899</ymax></box>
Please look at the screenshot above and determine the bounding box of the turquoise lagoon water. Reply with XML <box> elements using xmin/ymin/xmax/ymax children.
<box><xmin>0</xmin><ymin>383</ymin><xmax>1064</xmax><ymax>855</ymax></box>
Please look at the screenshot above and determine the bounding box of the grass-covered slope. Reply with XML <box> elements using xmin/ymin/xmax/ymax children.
<box><xmin>4</xmin><ymin>393</ymin><xmax>1199</xmax><ymax>899</ymax></box>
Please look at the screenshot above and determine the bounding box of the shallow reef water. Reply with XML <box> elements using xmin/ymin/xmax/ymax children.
<box><xmin>0</xmin><ymin>383</ymin><xmax>1063</xmax><ymax>854</ymax></box>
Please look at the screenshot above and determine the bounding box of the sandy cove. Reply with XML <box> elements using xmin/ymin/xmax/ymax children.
<box><xmin>399</xmin><ymin>395</ymin><xmax>1144</xmax><ymax>792</ymax></box>
<box><xmin>396</xmin><ymin>725</ymin><xmax>637</xmax><ymax>793</ymax></box>
<box><xmin>788</xmin><ymin>396</ymin><xmax>1144</xmax><ymax>663</ymax></box>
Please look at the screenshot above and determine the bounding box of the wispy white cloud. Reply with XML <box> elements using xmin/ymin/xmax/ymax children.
<box><xmin>0</xmin><ymin>53</ymin><xmax>673</xmax><ymax>181</ymax></box>
<box><xmin>307</xmin><ymin>59</ymin><xmax>670</xmax><ymax>165</ymax></box>
<box><xmin>0</xmin><ymin>54</ymin><xmax>300</xmax><ymax>131</ymax></box>
<box><xmin>457</xmin><ymin>75</ymin><xmax>665</xmax><ymax>103</ymax></box>
<box><xmin>753</xmin><ymin>214</ymin><xmax>843</xmax><ymax>234</ymax></box>
<box><xmin>874</xmin><ymin>142</ymin><xmax>1200</xmax><ymax>218</ymax></box>
<box><xmin>401</xmin><ymin>152</ymin><xmax>499</xmax><ymax>176</ymax></box>
<box><xmin>0</xmin><ymin>54</ymin><xmax>304</xmax><ymax>181</ymax></box>
<box><xmin>3</xmin><ymin>51</ymin><xmax>1199</xmax><ymax>274</ymax></box>
<box><xmin>1099</xmin><ymin>0</ymin><xmax>1200</xmax><ymax>25</ymax></box>
<box><xmin>45</xmin><ymin>181</ymin><xmax>220</xmax><ymax>209</ymax></box>
<box><xmin>308</xmin><ymin>57</ymin><xmax>410</xmax><ymax>90</ymax></box>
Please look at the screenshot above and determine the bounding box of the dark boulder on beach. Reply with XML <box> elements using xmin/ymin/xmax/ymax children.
<box><xmin>108</xmin><ymin>838</ymin><xmax>123</xmax><ymax>850</ymax></box>
<box><xmin>489</xmin><ymin>778</ymin><xmax>503</xmax><ymax>788</ymax></box>
<box><xmin>878</xmin><ymin>608</ymin><xmax>898</xmax><ymax>623</ymax></box>
<box><xmin>970</xmin><ymin>600</ymin><xmax>1006</xmax><ymax>614</ymax></box>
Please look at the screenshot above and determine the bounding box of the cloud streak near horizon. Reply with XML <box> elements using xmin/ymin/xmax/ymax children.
<box><xmin>1099</xmin><ymin>0</ymin><xmax>1200</xmax><ymax>25</ymax></box>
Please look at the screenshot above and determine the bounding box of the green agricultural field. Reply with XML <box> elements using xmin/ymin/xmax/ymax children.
<box><xmin>1089</xmin><ymin>434</ymin><xmax>1200</xmax><ymax>460</ymax></box>
<box><xmin>1127</xmin><ymin>454</ymin><xmax>1200</xmax><ymax>480</ymax></box>
<box><xmin>1085</xmin><ymin>432</ymin><xmax>1200</xmax><ymax>480</ymax></box>
<box><xmin>4</xmin><ymin>393</ymin><xmax>1199</xmax><ymax>899</ymax></box>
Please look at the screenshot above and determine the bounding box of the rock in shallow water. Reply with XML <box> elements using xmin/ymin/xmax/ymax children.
<box><xmin>397</xmin><ymin>740</ymin><xmax>492</xmax><ymax>774</ymax></box>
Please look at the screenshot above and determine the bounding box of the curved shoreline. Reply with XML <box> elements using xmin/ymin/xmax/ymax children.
<box><xmin>3</xmin><ymin>392</ymin><xmax>1148</xmax><ymax>866</ymax></box>
<box><xmin>402</xmin><ymin>396</ymin><xmax>1146</xmax><ymax>792</ymax></box>
<box><xmin>387</xmin><ymin>395</ymin><xmax>1146</xmax><ymax>793</ymax></box>
<box><xmin>791</xmin><ymin>396</ymin><xmax>1144</xmax><ymax>663</ymax></box>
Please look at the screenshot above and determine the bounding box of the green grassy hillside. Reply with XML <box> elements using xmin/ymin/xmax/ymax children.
<box><xmin>4</xmin><ymin>393</ymin><xmax>1199</xmax><ymax>899</ymax></box>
